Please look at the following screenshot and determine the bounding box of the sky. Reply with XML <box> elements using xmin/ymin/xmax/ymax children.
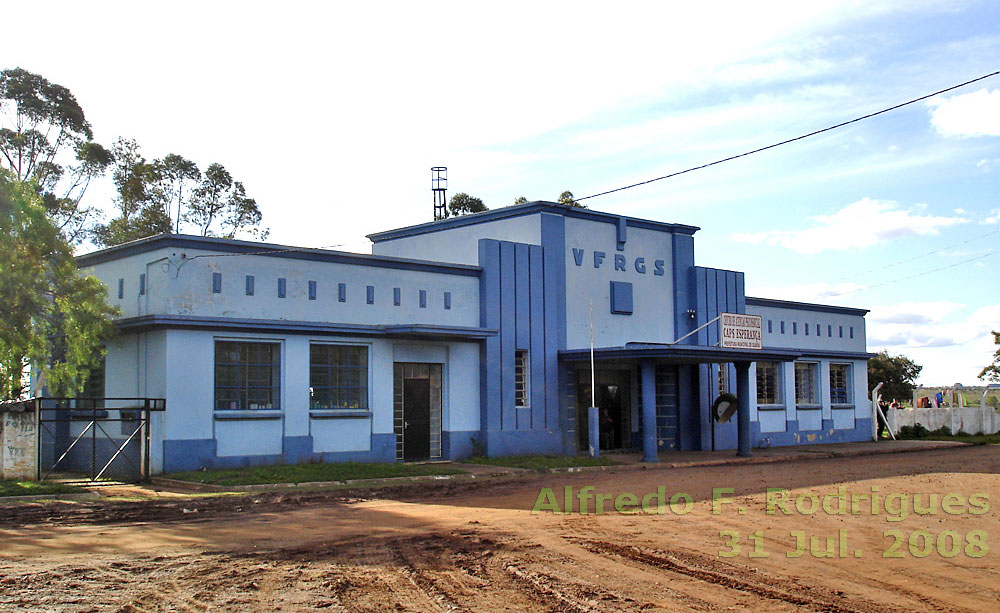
<box><xmin>4</xmin><ymin>0</ymin><xmax>999</xmax><ymax>386</ymax></box>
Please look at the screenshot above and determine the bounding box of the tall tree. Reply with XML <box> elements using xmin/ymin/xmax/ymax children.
<box><xmin>558</xmin><ymin>190</ymin><xmax>586</xmax><ymax>208</ymax></box>
<box><xmin>978</xmin><ymin>331</ymin><xmax>1000</xmax><ymax>383</ymax></box>
<box><xmin>184</xmin><ymin>162</ymin><xmax>267</xmax><ymax>239</ymax></box>
<box><xmin>867</xmin><ymin>351</ymin><xmax>922</xmax><ymax>403</ymax></box>
<box><xmin>447</xmin><ymin>192</ymin><xmax>488</xmax><ymax>217</ymax></box>
<box><xmin>513</xmin><ymin>196</ymin><xmax>528</xmax><ymax>205</ymax></box>
<box><xmin>0</xmin><ymin>169</ymin><xmax>117</xmax><ymax>399</ymax></box>
<box><xmin>0</xmin><ymin>67</ymin><xmax>111</xmax><ymax>242</ymax></box>
<box><xmin>93</xmin><ymin>138</ymin><xmax>171</xmax><ymax>246</ymax></box>
<box><xmin>158</xmin><ymin>153</ymin><xmax>200</xmax><ymax>233</ymax></box>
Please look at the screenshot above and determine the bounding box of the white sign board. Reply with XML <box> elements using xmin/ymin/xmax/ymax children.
<box><xmin>720</xmin><ymin>313</ymin><xmax>763</xmax><ymax>349</ymax></box>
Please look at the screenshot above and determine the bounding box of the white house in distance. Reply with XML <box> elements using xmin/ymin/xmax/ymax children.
<box><xmin>74</xmin><ymin>201</ymin><xmax>873</xmax><ymax>474</ymax></box>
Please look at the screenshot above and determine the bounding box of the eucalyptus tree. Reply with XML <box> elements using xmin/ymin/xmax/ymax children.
<box><xmin>0</xmin><ymin>67</ymin><xmax>112</xmax><ymax>242</ymax></box>
<box><xmin>185</xmin><ymin>162</ymin><xmax>267</xmax><ymax>239</ymax></box>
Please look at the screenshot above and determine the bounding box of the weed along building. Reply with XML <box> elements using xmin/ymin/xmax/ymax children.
<box><xmin>76</xmin><ymin>202</ymin><xmax>874</xmax><ymax>473</ymax></box>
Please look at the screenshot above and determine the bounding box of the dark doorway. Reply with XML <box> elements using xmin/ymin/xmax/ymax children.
<box><xmin>402</xmin><ymin>378</ymin><xmax>431</xmax><ymax>461</ymax></box>
<box><xmin>577</xmin><ymin>370</ymin><xmax>632</xmax><ymax>451</ymax></box>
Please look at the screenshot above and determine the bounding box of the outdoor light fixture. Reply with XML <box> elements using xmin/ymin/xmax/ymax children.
<box><xmin>686</xmin><ymin>309</ymin><xmax>697</xmax><ymax>320</ymax></box>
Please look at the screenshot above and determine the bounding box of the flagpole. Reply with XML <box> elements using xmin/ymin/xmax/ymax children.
<box><xmin>590</xmin><ymin>299</ymin><xmax>595</xmax><ymax>409</ymax></box>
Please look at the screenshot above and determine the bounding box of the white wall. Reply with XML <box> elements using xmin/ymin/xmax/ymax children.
<box><xmin>372</xmin><ymin>215</ymin><xmax>542</xmax><ymax>264</ymax></box>
<box><xmin>563</xmin><ymin>218</ymin><xmax>674</xmax><ymax>349</ymax></box>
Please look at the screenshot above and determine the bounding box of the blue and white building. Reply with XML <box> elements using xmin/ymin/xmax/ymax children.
<box><xmin>77</xmin><ymin>202</ymin><xmax>874</xmax><ymax>473</ymax></box>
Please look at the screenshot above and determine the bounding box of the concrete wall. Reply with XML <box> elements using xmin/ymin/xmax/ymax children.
<box><xmin>748</xmin><ymin>303</ymin><xmax>867</xmax><ymax>353</ymax></box>
<box><xmin>372</xmin><ymin>215</ymin><xmax>542</xmax><ymax>265</ymax></box>
<box><xmin>563</xmin><ymin>218</ymin><xmax>674</xmax><ymax>349</ymax></box>
<box><xmin>888</xmin><ymin>407</ymin><xmax>1000</xmax><ymax>435</ymax></box>
<box><xmin>130</xmin><ymin>328</ymin><xmax>481</xmax><ymax>472</ymax></box>
<box><xmin>1</xmin><ymin>409</ymin><xmax>36</xmax><ymax>480</ymax></box>
<box><xmin>84</xmin><ymin>246</ymin><xmax>479</xmax><ymax>329</ymax></box>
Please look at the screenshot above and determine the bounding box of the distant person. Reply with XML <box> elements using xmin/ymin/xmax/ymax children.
<box><xmin>877</xmin><ymin>400</ymin><xmax>890</xmax><ymax>439</ymax></box>
<box><xmin>889</xmin><ymin>400</ymin><xmax>900</xmax><ymax>410</ymax></box>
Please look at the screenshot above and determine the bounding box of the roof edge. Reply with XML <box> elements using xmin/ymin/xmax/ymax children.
<box><xmin>746</xmin><ymin>296</ymin><xmax>869</xmax><ymax>316</ymax></box>
<box><xmin>366</xmin><ymin>201</ymin><xmax>700</xmax><ymax>242</ymax></box>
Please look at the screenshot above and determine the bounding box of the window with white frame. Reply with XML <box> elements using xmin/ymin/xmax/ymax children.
<box><xmin>755</xmin><ymin>361</ymin><xmax>782</xmax><ymax>406</ymax></box>
<box><xmin>830</xmin><ymin>363</ymin><xmax>852</xmax><ymax>405</ymax></box>
<box><xmin>309</xmin><ymin>344</ymin><xmax>368</xmax><ymax>409</ymax></box>
<box><xmin>515</xmin><ymin>350</ymin><xmax>530</xmax><ymax>407</ymax></box>
<box><xmin>215</xmin><ymin>341</ymin><xmax>280</xmax><ymax>410</ymax></box>
<box><xmin>794</xmin><ymin>362</ymin><xmax>820</xmax><ymax>406</ymax></box>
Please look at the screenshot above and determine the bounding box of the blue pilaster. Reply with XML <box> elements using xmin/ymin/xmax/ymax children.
<box><xmin>641</xmin><ymin>359</ymin><xmax>658</xmax><ymax>462</ymax></box>
<box><xmin>736</xmin><ymin>361</ymin><xmax>751</xmax><ymax>457</ymax></box>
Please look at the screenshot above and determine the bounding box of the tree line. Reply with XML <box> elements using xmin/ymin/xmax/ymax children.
<box><xmin>0</xmin><ymin>67</ymin><xmax>267</xmax><ymax>247</ymax></box>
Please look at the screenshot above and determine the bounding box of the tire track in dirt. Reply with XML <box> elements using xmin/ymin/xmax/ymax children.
<box><xmin>576</xmin><ymin>539</ymin><xmax>904</xmax><ymax>613</ymax></box>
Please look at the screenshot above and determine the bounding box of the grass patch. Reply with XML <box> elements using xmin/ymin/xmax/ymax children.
<box><xmin>165</xmin><ymin>462</ymin><xmax>466</xmax><ymax>486</ymax></box>
<box><xmin>0</xmin><ymin>479</ymin><xmax>81</xmax><ymax>498</ymax></box>
<box><xmin>923</xmin><ymin>434</ymin><xmax>1000</xmax><ymax>445</ymax></box>
<box><xmin>462</xmin><ymin>454</ymin><xmax>616</xmax><ymax>471</ymax></box>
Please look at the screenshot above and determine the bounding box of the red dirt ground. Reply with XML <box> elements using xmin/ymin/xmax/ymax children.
<box><xmin>1</xmin><ymin>445</ymin><xmax>998</xmax><ymax>611</ymax></box>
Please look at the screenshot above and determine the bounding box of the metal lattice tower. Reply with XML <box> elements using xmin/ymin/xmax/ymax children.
<box><xmin>432</xmin><ymin>167</ymin><xmax>447</xmax><ymax>220</ymax></box>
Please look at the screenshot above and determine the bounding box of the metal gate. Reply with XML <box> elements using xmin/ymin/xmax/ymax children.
<box><xmin>35</xmin><ymin>397</ymin><xmax>165</xmax><ymax>483</ymax></box>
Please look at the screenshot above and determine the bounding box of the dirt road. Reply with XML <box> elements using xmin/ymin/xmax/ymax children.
<box><xmin>2</xmin><ymin>445</ymin><xmax>998</xmax><ymax>611</ymax></box>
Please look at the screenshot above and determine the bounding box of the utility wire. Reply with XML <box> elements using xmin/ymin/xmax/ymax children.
<box><xmin>576</xmin><ymin>70</ymin><xmax>1000</xmax><ymax>202</ymax></box>
<box><xmin>835</xmin><ymin>228</ymin><xmax>1000</xmax><ymax>282</ymax></box>
<box><xmin>828</xmin><ymin>251</ymin><xmax>998</xmax><ymax>297</ymax></box>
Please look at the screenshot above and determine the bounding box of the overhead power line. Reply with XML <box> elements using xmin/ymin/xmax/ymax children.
<box><xmin>829</xmin><ymin>251</ymin><xmax>998</xmax><ymax>297</ymax></box>
<box><xmin>835</xmin><ymin>228</ymin><xmax>1000</xmax><ymax>282</ymax></box>
<box><xmin>576</xmin><ymin>70</ymin><xmax>1000</xmax><ymax>202</ymax></box>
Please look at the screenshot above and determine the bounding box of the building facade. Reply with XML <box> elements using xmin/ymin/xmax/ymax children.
<box><xmin>75</xmin><ymin>202</ymin><xmax>873</xmax><ymax>473</ymax></box>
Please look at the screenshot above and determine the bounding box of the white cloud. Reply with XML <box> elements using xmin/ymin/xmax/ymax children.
<box><xmin>977</xmin><ymin>158</ymin><xmax>1000</xmax><ymax>172</ymax></box>
<box><xmin>732</xmin><ymin>198</ymin><xmax>968</xmax><ymax>254</ymax></box>
<box><xmin>868</xmin><ymin>303</ymin><xmax>1000</xmax><ymax>384</ymax></box>
<box><xmin>928</xmin><ymin>88</ymin><xmax>1000</xmax><ymax>138</ymax></box>
<box><xmin>986</xmin><ymin>209</ymin><xmax>1000</xmax><ymax>224</ymax></box>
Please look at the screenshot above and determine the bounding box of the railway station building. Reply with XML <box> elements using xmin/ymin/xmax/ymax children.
<box><xmin>76</xmin><ymin>202</ymin><xmax>874</xmax><ymax>473</ymax></box>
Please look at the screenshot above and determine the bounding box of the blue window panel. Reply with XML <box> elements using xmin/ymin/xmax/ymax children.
<box><xmin>610</xmin><ymin>280</ymin><xmax>633</xmax><ymax>315</ymax></box>
<box><xmin>338</xmin><ymin>283</ymin><xmax>347</xmax><ymax>302</ymax></box>
<box><xmin>828</xmin><ymin>324</ymin><xmax>832</xmax><ymax>337</ymax></box>
<box><xmin>278</xmin><ymin>278</ymin><xmax>286</xmax><ymax>298</ymax></box>
<box><xmin>839</xmin><ymin>325</ymin><xmax>844</xmax><ymax>338</ymax></box>
<box><xmin>366</xmin><ymin>285</ymin><xmax>374</xmax><ymax>304</ymax></box>
<box><xmin>816</xmin><ymin>323</ymin><xmax>821</xmax><ymax>336</ymax></box>
<box><xmin>393</xmin><ymin>287</ymin><xmax>401</xmax><ymax>306</ymax></box>
<box><xmin>767</xmin><ymin>320</ymin><xmax>773</xmax><ymax>333</ymax></box>
<box><xmin>419</xmin><ymin>289</ymin><xmax>427</xmax><ymax>308</ymax></box>
<box><xmin>850</xmin><ymin>327</ymin><xmax>854</xmax><ymax>339</ymax></box>
<box><xmin>308</xmin><ymin>280</ymin><xmax>317</xmax><ymax>300</ymax></box>
<box><xmin>792</xmin><ymin>322</ymin><xmax>797</xmax><ymax>335</ymax></box>
<box><xmin>804</xmin><ymin>322</ymin><xmax>808</xmax><ymax>336</ymax></box>
<box><xmin>780</xmin><ymin>320</ymin><xmax>785</xmax><ymax>334</ymax></box>
<box><xmin>117</xmin><ymin>278</ymin><xmax>124</xmax><ymax>299</ymax></box>
<box><xmin>139</xmin><ymin>273</ymin><xmax>146</xmax><ymax>295</ymax></box>
<box><xmin>211</xmin><ymin>272</ymin><xmax>221</xmax><ymax>294</ymax></box>
<box><xmin>245</xmin><ymin>275</ymin><xmax>255</xmax><ymax>296</ymax></box>
<box><xmin>444</xmin><ymin>291</ymin><xmax>451</xmax><ymax>310</ymax></box>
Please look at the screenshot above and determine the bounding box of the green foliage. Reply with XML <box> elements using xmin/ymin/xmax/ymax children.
<box><xmin>0</xmin><ymin>68</ymin><xmax>111</xmax><ymax>243</ymax></box>
<box><xmin>166</xmin><ymin>461</ymin><xmax>464</xmax><ymax>486</ymax></box>
<box><xmin>93</xmin><ymin>138</ymin><xmax>172</xmax><ymax>246</ymax></box>
<box><xmin>558</xmin><ymin>190</ymin><xmax>586</xmax><ymax>208</ymax></box>
<box><xmin>513</xmin><ymin>196</ymin><xmax>528</xmax><ymax>205</ymax></box>
<box><xmin>0</xmin><ymin>479</ymin><xmax>80</xmax><ymax>497</ymax></box>
<box><xmin>159</xmin><ymin>153</ymin><xmax>200</xmax><ymax>233</ymax></box>
<box><xmin>897</xmin><ymin>424</ymin><xmax>930</xmax><ymax>439</ymax></box>
<box><xmin>184</xmin><ymin>162</ymin><xmax>267</xmax><ymax>239</ymax></box>
<box><xmin>0</xmin><ymin>170</ymin><xmax>118</xmax><ymax>399</ymax></box>
<box><xmin>868</xmin><ymin>351</ymin><xmax>922</xmax><ymax>403</ymax></box>
<box><xmin>447</xmin><ymin>192</ymin><xmax>488</xmax><ymax>217</ymax></box>
<box><xmin>978</xmin><ymin>331</ymin><xmax>1000</xmax><ymax>383</ymax></box>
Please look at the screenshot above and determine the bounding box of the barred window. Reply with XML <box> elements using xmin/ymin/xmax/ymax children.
<box><xmin>717</xmin><ymin>365</ymin><xmax>728</xmax><ymax>397</ymax></box>
<box><xmin>795</xmin><ymin>362</ymin><xmax>819</xmax><ymax>406</ymax></box>
<box><xmin>515</xmin><ymin>350</ymin><xmax>530</xmax><ymax>407</ymax></box>
<box><xmin>309</xmin><ymin>344</ymin><xmax>368</xmax><ymax>410</ymax></box>
<box><xmin>756</xmin><ymin>361</ymin><xmax>781</xmax><ymax>405</ymax></box>
<box><xmin>830</xmin><ymin>363</ymin><xmax>852</xmax><ymax>405</ymax></box>
<box><xmin>215</xmin><ymin>341</ymin><xmax>280</xmax><ymax>410</ymax></box>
